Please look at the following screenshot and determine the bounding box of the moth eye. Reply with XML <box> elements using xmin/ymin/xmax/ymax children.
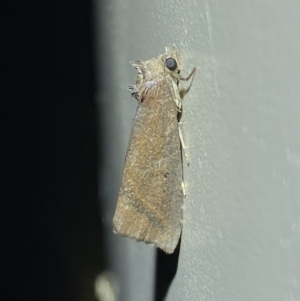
<box><xmin>165</xmin><ymin>58</ymin><xmax>177</xmax><ymax>71</ymax></box>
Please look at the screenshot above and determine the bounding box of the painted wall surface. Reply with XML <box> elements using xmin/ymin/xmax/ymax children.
<box><xmin>95</xmin><ymin>1</ymin><xmax>300</xmax><ymax>300</ymax></box>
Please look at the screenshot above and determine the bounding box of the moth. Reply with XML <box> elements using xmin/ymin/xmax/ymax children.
<box><xmin>113</xmin><ymin>46</ymin><xmax>195</xmax><ymax>253</ymax></box>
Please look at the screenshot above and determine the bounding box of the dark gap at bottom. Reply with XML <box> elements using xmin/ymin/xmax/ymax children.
<box><xmin>154</xmin><ymin>239</ymin><xmax>180</xmax><ymax>301</ymax></box>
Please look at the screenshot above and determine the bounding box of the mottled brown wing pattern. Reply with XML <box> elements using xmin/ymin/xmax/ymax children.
<box><xmin>113</xmin><ymin>78</ymin><xmax>183</xmax><ymax>253</ymax></box>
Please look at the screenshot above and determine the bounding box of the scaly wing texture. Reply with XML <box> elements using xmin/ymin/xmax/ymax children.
<box><xmin>113</xmin><ymin>79</ymin><xmax>183</xmax><ymax>253</ymax></box>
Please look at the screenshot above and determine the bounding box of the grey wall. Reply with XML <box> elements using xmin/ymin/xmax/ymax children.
<box><xmin>94</xmin><ymin>0</ymin><xmax>300</xmax><ymax>300</ymax></box>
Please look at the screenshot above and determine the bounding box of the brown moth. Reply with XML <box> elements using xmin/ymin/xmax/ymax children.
<box><xmin>113</xmin><ymin>46</ymin><xmax>195</xmax><ymax>253</ymax></box>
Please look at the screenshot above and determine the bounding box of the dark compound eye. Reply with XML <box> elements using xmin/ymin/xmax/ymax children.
<box><xmin>165</xmin><ymin>58</ymin><xmax>177</xmax><ymax>71</ymax></box>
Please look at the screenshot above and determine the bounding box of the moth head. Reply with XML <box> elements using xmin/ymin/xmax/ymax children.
<box><xmin>163</xmin><ymin>45</ymin><xmax>181</xmax><ymax>80</ymax></box>
<box><xmin>165</xmin><ymin>57</ymin><xmax>178</xmax><ymax>71</ymax></box>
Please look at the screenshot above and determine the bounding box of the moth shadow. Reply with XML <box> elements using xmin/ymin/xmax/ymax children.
<box><xmin>154</xmin><ymin>239</ymin><xmax>181</xmax><ymax>301</ymax></box>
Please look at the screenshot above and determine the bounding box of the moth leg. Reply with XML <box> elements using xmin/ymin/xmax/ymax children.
<box><xmin>181</xmin><ymin>181</ymin><xmax>186</xmax><ymax>197</ymax></box>
<box><xmin>179</xmin><ymin>67</ymin><xmax>196</xmax><ymax>99</ymax></box>
<box><xmin>180</xmin><ymin>67</ymin><xmax>196</xmax><ymax>82</ymax></box>
<box><xmin>179</xmin><ymin>124</ymin><xmax>190</xmax><ymax>165</ymax></box>
<box><xmin>167</xmin><ymin>76</ymin><xmax>182</xmax><ymax>110</ymax></box>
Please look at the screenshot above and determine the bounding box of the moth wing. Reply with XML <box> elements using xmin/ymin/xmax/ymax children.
<box><xmin>113</xmin><ymin>81</ymin><xmax>183</xmax><ymax>253</ymax></box>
